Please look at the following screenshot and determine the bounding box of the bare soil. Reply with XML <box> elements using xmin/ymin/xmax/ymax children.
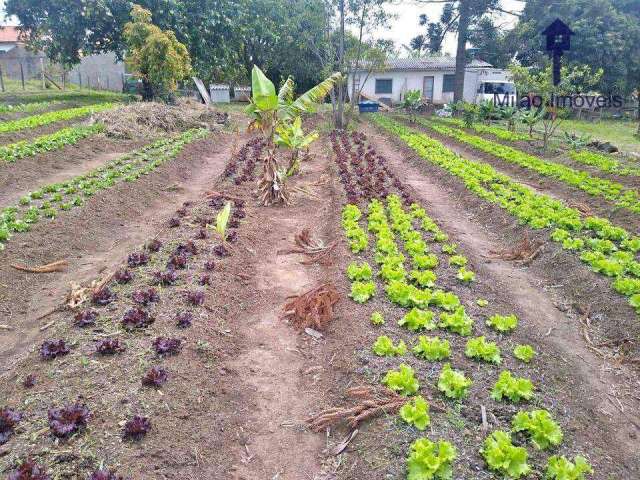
<box><xmin>1</xmin><ymin>112</ymin><xmax>639</xmax><ymax>480</ymax></box>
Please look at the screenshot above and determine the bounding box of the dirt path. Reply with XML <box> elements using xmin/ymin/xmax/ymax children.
<box><xmin>0</xmin><ymin>130</ymin><xmax>246</xmax><ymax>370</ymax></box>
<box><xmin>224</xmin><ymin>143</ymin><xmax>339</xmax><ymax>480</ymax></box>
<box><xmin>362</xmin><ymin>122</ymin><xmax>640</xmax><ymax>471</ymax></box>
<box><xmin>0</xmin><ymin>135</ymin><xmax>144</xmax><ymax>207</ymax></box>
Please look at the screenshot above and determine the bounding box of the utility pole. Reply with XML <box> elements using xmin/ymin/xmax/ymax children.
<box><xmin>336</xmin><ymin>0</ymin><xmax>345</xmax><ymax>129</ymax></box>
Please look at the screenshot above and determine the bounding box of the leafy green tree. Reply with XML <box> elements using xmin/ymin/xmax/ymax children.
<box><xmin>413</xmin><ymin>0</ymin><xmax>520</xmax><ymax>102</ymax></box>
<box><xmin>513</xmin><ymin>0</ymin><xmax>640</xmax><ymax>97</ymax></box>
<box><xmin>123</xmin><ymin>5</ymin><xmax>191</xmax><ymax>100</ymax></box>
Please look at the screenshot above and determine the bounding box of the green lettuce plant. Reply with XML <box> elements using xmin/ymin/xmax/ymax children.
<box><xmin>372</xmin><ymin>335</ymin><xmax>407</xmax><ymax>357</ymax></box>
<box><xmin>437</xmin><ymin>363</ymin><xmax>472</xmax><ymax>400</ymax></box>
<box><xmin>512</xmin><ymin>409</ymin><xmax>563</xmax><ymax>450</ymax></box>
<box><xmin>438</xmin><ymin>307</ymin><xmax>473</xmax><ymax>336</ymax></box>
<box><xmin>406</xmin><ymin>438</ymin><xmax>457</xmax><ymax>480</ymax></box>
<box><xmin>412</xmin><ymin>336</ymin><xmax>450</xmax><ymax>361</ymax></box>
<box><xmin>513</xmin><ymin>344</ymin><xmax>536</xmax><ymax>363</ymax></box>
<box><xmin>370</xmin><ymin>311</ymin><xmax>384</xmax><ymax>325</ymax></box>
<box><xmin>383</xmin><ymin>363</ymin><xmax>419</xmax><ymax>396</ymax></box>
<box><xmin>545</xmin><ymin>455</ymin><xmax>593</xmax><ymax>480</ymax></box>
<box><xmin>347</xmin><ymin>261</ymin><xmax>373</xmax><ymax>281</ymax></box>
<box><xmin>349</xmin><ymin>281</ymin><xmax>376</xmax><ymax>303</ymax></box>
<box><xmin>481</xmin><ymin>430</ymin><xmax>530</xmax><ymax>479</ymax></box>
<box><xmin>486</xmin><ymin>314</ymin><xmax>518</xmax><ymax>333</ymax></box>
<box><xmin>399</xmin><ymin>395</ymin><xmax>430</xmax><ymax>430</ymax></box>
<box><xmin>399</xmin><ymin>308</ymin><xmax>437</xmax><ymax>331</ymax></box>
<box><xmin>492</xmin><ymin>371</ymin><xmax>534</xmax><ymax>402</ymax></box>
<box><xmin>465</xmin><ymin>336</ymin><xmax>501</xmax><ymax>364</ymax></box>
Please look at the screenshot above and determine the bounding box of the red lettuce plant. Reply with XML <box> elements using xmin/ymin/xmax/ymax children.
<box><xmin>152</xmin><ymin>269</ymin><xmax>179</xmax><ymax>286</ymax></box>
<box><xmin>168</xmin><ymin>217</ymin><xmax>181</xmax><ymax>228</ymax></box>
<box><xmin>127</xmin><ymin>252</ymin><xmax>150</xmax><ymax>267</ymax></box>
<box><xmin>0</xmin><ymin>407</ymin><xmax>22</xmax><ymax>444</ymax></box>
<box><xmin>175</xmin><ymin>241</ymin><xmax>198</xmax><ymax>256</ymax></box>
<box><xmin>92</xmin><ymin>287</ymin><xmax>116</xmax><ymax>306</ymax></box>
<box><xmin>95</xmin><ymin>338</ymin><xmax>124</xmax><ymax>355</ymax></box>
<box><xmin>48</xmin><ymin>403</ymin><xmax>90</xmax><ymax>437</ymax></box>
<box><xmin>199</xmin><ymin>274</ymin><xmax>211</xmax><ymax>286</ymax></box>
<box><xmin>175</xmin><ymin>311</ymin><xmax>193</xmax><ymax>328</ymax></box>
<box><xmin>195</xmin><ymin>228</ymin><xmax>208</xmax><ymax>239</ymax></box>
<box><xmin>227</xmin><ymin>231</ymin><xmax>238</xmax><ymax>243</ymax></box>
<box><xmin>123</xmin><ymin>415</ymin><xmax>151</xmax><ymax>441</ymax></box>
<box><xmin>152</xmin><ymin>337</ymin><xmax>182</xmax><ymax>355</ymax></box>
<box><xmin>131</xmin><ymin>288</ymin><xmax>159</xmax><ymax>306</ymax></box>
<box><xmin>167</xmin><ymin>253</ymin><xmax>188</xmax><ymax>270</ymax></box>
<box><xmin>7</xmin><ymin>459</ymin><xmax>50</xmax><ymax>480</ymax></box>
<box><xmin>22</xmin><ymin>374</ymin><xmax>36</xmax><ymax>389</ymax></box>
<box><xmin>204</xmin><ymin>259</ymin><xmax>215</xmax><ymax>271</ymax></box>
<box><xmin>40</xmin><ymin>340</ymin><xmax>69</xmax><ymax>360</ymax></box>
<box><xmin>114</xmin><ymin>269</ymin><xmax>134</xmax><ymax>284</ymax></box>
<box><xmin>122</xmin><ymin>308</ymin><xmax>154</xmax><ymax>329</ymax></box>
<box><xmin>212</xmin><ymin>245</ymin><xmax>229</xmax><ymax>257</ymax></box>
<box><xmin>142</xmin><ymin>366</ymin><xmax>168</xmax><ymax>387</ymax></box>
<box><xmin>176</xmin><ymin>206</ymin><xmax>188</xmax><ymax>217</ymax></box>
<box><xmin>186</xmin><ymin>290</ymin><xmax>205</xmax><ymax>306</ymax></box>
<box><xmin>74</xmin><ymin>309</ymin><xmax>98</xmax><ymax>328</ymax></box>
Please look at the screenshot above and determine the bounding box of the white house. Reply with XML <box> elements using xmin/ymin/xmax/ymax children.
<box><xmin>348</xmin><ymin>56</ymin><xmax>515</xmax><ymax>105</ymax></box>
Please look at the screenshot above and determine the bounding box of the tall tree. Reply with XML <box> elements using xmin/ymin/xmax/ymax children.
<box><xmin>414</xmin><ymin>0</ymin><xmax>521</xmax><ymax>102</ymax></box>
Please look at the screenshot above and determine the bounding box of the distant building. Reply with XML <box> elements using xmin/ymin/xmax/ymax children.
<box><xmin>0</xmin><ymin>25</ymin><xmax>21</xmax><ymax>52</ymax></box>
<box><xmin>348</xmin><ymin>56</ymin><xmax>515</xmax><ymax>105</ymax></box>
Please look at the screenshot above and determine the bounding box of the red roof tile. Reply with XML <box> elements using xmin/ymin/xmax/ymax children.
<box><xmin>0</xmin><ymin>26</ymin><xmax>20</xmax><ymax>43</ymax></box>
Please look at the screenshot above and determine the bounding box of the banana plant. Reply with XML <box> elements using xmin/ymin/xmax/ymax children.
<box><xmin>500</xmin><ymin>106</ymin><xmax>519</xmax><ymax>132</ymax></box>
<box><xmin>246</xmin><ymin>65</ymin><xmax>341</xmax><ymax>144</ymax></box>
<box><xmin>245</xmin><ymin>65</ymin><xmax>341</xmax><ymax>206</ymax></box>
<box><xmin>274</xmin><ymin>117</ymin><xmax>319</xmax><ymax>176</ymax></box>
<box><xmin>518</xmin><ymin>108</ymin><xmax>545</xmax><ymax>138</ymax></box>
<box><xmin>400</xmin><ymin>89</ymin><xmax>422</xmax><ymax>123</ymax></box>
<box><xmin>478</xmin><ymin>99</ymin><xmax>497</xmax><ymax>124</ymax></box>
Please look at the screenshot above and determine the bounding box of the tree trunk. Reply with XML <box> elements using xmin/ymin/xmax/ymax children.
<box><xmin>335</xmin><ymin>0</ymin><xmax>345</xmax><ymax>129</ymax></box>
<box><xmin>454</xmin><ymin>0</ymin><xmax>471</xmax><ymax>103</ymax></box>
<box><xmin>142</xmin><ymin>78</ymin><xmax>154</xmax><ymax>101</ymax></box>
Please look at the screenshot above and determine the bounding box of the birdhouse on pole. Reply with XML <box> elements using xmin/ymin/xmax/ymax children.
<box><xmin>542</xmin><ymin>19</ymin><xmax>574</xmax><ymax>86</ymax></box>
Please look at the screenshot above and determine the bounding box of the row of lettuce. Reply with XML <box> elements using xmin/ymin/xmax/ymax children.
<box><xmin>411</xmin><ymin>116</ymin><xmax>640</xmax><ymax>212</ymax></box>
<box><xmin>0</xmin><ymin>129</ymin><xmax>208</xmax><ymax>250</ymax></box>
<box><xmin>434</xmin><ymin>116</ymin><xmax>640</xmax><ymax>178</ymax></box>
<box><xmin>341</xmin><ymin>193</ymin><xmax>591</xmax><ymax>479</ymax></box>
<box><xmin>373</xmin><ymin>115</ymin><xmax>640</xmax><ymax>317</ymax></box>
<box><xmin>0</xmin><ymin>103</ymin><xmax>113</xmax><ymax>135</ymax></box>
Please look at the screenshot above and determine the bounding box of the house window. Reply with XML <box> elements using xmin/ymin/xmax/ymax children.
<box><xmin>443</xmin><ymin>74</ymin><xmax>456</xmax><ymax>93</ymax></box>
<box><xmin>375</xmin><ymin>79</ymin><xmax>393</xmax><ymax>94</ymax></box>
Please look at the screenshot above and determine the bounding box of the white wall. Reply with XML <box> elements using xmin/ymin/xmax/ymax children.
<box><xmin>349</xmin><ymin>68</ymin><xmax>507</xmax><ymax>105</ymax></box>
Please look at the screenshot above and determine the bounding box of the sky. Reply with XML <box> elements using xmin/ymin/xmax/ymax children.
<box><xmin>372</xmin><ymin>0</ymin><xmax>525</xmax><ymax>56</ymax></box>
<box><xmin>0</xmin><ymin>0</ymin><xmax>525</xmax><ymax>56</ymax></box>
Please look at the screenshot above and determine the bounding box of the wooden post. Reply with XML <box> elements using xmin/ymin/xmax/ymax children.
<box><xmin>20</xmin><ymin>63</ymin><xmax>25</xmax><ymax>90</ymax></box>
<box><xmin>0</xmin><ymin>64</ymin><xmax>5</xmax><ymax>92</ymax></box>
<box><xmin>97</xmin><ymin>75</ymin><xmax>101</xmax><ymax>90</ymax></box>
<box><xmin>106</xmin><ymin>76</ymin><xmax>110</xmax><ymax>90</ymax></box>
<box><xmin>62</xmin><ymin>71</ymin><xmax>66</xmax><ymax>90</ymax></box>
<box><xmin>78</xmin><ymin>71</ymin><xmax>82</xmax><ymax>89</ymax></box>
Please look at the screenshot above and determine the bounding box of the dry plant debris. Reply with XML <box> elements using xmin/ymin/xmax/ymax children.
<box><xmin>306</xmin><ymin>385</ymin><xmax>443</xmax><ymax>432</ymax></box>
<box><xmin>281</xmin><ymin>283</ymin><xmax>340</xmax><ymax>331</ymax></box>
<box><xmin>489</xmin><ymin>234</ymin><xmax>544</xmax><ymax>265</ymax></box>
<box><xmin>11</xmin><ymin>260</ymin><xmax>68</xmax><ymax>273</ymax></box>
<box><xmin>93</xmin><ymin>100</ymin><xmax>222</xmax><ymax>139</ymax></box>
<box><xmin>258</xmin><ymin>153</ymin><xmax>290</xmax><ymax>206</ymax></box>
<box><xmin>278</xmin><ymin>229</ymin><xmax>337</xmax><ymax>265</ymax></box>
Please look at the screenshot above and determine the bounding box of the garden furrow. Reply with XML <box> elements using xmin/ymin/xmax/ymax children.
<box><xmin>369</xmin><ymin>115</ymin><xmax>640</xmax><ymax>345</ymax></box>
<box><xmin>0</xmin><ymin>129</ymin><xmax>208</xmax><ymax>250</ymax></box>
<box><xmin>328</xmin><ymin>128</ymin><xmax>640</xmax><ymax>479</ymax></box>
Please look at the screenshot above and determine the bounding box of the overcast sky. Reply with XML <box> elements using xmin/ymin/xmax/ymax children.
<box><xmin>1</xmin><ymin>0</ymin><xmax>525</xmax><ymax>56</ymax></box>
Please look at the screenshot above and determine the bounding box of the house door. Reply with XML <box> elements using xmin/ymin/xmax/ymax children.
<box><xmin>423</xmin><ymin>76</ymin><xmax>434</xmax><ymax>101</ymax></box>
